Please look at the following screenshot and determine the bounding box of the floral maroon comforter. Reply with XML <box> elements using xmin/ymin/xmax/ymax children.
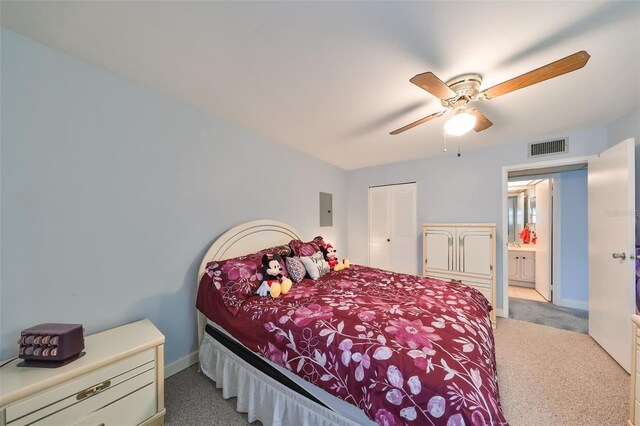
<box><xmin>197</xmin><ymin>264</ymin><xmax>508</xmax><ymax>425</ymax></box>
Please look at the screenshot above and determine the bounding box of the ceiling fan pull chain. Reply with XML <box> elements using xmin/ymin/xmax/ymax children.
<box><xmin>443</xmin><ymin>130</ymin><xmax>447</xmax><ymax>153</ymax></box>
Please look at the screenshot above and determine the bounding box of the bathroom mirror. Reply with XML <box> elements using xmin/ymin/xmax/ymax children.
<box><xmin>508</xmin><ymin>196</ymin><xmax>517</xmax><ymax>243</ymax></box>
<box><xmin>529</xmin><ymin>196</ymin><xmax>537</xmax><ymax>224</ymax></box>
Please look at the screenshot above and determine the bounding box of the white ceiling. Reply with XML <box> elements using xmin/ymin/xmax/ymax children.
<box><xmin>2</xmin><ymin>1</ymin><xmax>639</xmax><ymax>170</ymax></box>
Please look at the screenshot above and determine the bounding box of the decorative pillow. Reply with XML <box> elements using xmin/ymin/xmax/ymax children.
<box><xmin>285</xmin><ymin>256</ymin><xmax>307</xmax><ymax>283</ymax></box>
<box><xmin>289</xmin><ymin>236</ymin><xmax>324</xmax><ymax>257</ymax></box>
<box><xmin>299</xmin><ymin>251</ymin><xmax>330</xmax><ymax>280</ymax></box>
<box><xmin>204</xmin><ymin>246</ymin><xmax>289</xmax><ymax>316</ymax></box>
<box><xmin>263</xmin><ymin>244</ymin><xmax>292</xmax><ymax>258</ymax></box>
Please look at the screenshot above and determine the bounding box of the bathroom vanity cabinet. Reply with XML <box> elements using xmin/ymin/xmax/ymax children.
<box><xmin>508</xmin><ymin>247</ymin><xmax>536</xmax><ymax>285</ymax></box>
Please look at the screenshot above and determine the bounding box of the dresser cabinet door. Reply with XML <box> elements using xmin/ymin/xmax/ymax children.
<box><xmin>424</xmin><ymin>227</ymin><xmax>455</xmax><ymax>274</ymax></box>
<box><xmin>457</xmin><ymin>228</ymin><xmax>493</xmax><ymax>278</ymax></box>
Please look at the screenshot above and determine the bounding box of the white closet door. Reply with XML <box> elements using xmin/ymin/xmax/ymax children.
<box><xmin>369</xmin><ymin>187</ymin><xmax>391</xmax><ymax>270</ymax></box>
<box><xmin>390</xmin><ymin>183</ymin><xmax>417</xmax><ymax>274</ymax></box>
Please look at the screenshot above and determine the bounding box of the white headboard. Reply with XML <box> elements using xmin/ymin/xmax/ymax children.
<box><xmin>196</xmin><ymin>220</ymin><xmax>303</xmax><ymax>345</ymax></box>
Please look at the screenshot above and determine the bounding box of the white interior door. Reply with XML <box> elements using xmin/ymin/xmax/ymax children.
<box><xmin>390</xmin><ymin>183</ymin><xmax>417</xmax><ymax>274</ymax></box>
<box><xmin>589</xmin><ymin>138</ymin><xmax>636</xmax><ymax>373</ymax></box>
<box><xmin>369</xmin><ymin>187</ymin><xmax>391</xmax><ymax>270</ymax></box>
<box><xmin>535</xmin><ymin>180</ymin><xmax>552</xmax><ymax>301</ymax></box>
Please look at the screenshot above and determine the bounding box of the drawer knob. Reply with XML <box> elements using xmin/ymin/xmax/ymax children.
<box><xmin>77</xmin><ymin>380</ymin><xmax>111</xmax><ymax>400</ymax></box>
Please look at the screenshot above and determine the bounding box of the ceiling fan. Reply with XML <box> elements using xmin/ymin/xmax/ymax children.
<box><xmin>390</xmin><ymin>51</ymin><xmax>590</xmax><ymax>136</ymax></box>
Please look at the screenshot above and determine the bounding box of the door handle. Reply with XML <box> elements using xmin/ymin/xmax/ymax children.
<box><xmin>612</xmin><ymin>252</ymin><xmax>626</xmax><ymax>260</ymax></box>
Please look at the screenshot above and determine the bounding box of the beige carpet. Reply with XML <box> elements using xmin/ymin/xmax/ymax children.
<box><xmin>495</xmin><ymin>318</ymin><xmax>629</xmax><ymax>425</ymax></box>
<box><xmin>165</xmin><ymin>318</ymin><xmax>630</xmax><ymax>425</ymax></box>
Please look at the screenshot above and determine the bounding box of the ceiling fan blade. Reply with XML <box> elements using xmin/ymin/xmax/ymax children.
<box><xmin>410</xmin><ymin>72</ymin><xmax>457</xmax><ymax>100</ymax></box>
<box><xmin>482</xmin><ymin>51</ymin><xmax>590</xmax><ymax>99</ymax></box>
<box><xmin>469</xmin><ymin>109</ymin><xmax>493</xmax><ymax>132</ymax></box>
<box><xmin>390</xmin><ymin>110</ymin><xmax>446</xmax><ymax>135</ymax></box>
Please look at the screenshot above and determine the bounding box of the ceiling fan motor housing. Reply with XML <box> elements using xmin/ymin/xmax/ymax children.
<box><xmin>441</xmin><ymin>73</ymin><xmax>483</xmax><ymax>107</ymax></box>
<box><xmin>391</xmin><ymin>50</ymin><xmax>589</xmax><ymax>135</ymax></box>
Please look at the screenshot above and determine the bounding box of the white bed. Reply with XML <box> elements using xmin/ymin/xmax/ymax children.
<box><xmin>195</xmin><ymin>219</ymin><xmax>506</xmax><ymax>426</ymax></box>
<box><xmin>196</xmin><ymin>220</ymin><xmax>376</xmax><ymax>426</ymax></box>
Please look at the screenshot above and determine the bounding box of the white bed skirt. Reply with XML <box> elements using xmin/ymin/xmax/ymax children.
<box><xmin>199</xmin><ymin>332</ymin><xmax>364</xmax><ymax>426</ymax></box>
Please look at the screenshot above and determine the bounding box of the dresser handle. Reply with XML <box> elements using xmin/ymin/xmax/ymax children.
<box><xmin>77</xmin><ymin>380</ymin><xmax>111</xmax><ymax>400</ymax></box>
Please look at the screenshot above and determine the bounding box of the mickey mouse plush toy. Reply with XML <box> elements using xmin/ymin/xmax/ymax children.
<box><xmin>256</xmin><ymin>254</ymin><xmax>292</xmax><ymax>298</ymax></box>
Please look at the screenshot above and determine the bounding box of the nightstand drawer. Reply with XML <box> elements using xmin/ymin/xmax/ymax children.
<box><xmin>71</xmin><ymin>380</ymin><xmax>156</xmax><ymax>426</ymax></box>
<box><xmin>7</xmin><ymin>349</ymin><xmax>155</xmax><ymax>425</ymax></box>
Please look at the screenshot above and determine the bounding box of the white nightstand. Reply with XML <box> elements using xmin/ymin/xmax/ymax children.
<box><xmin>0</xmin><ymin>319</ymin><xmax>165</xmax><ymax>426</ymax></box>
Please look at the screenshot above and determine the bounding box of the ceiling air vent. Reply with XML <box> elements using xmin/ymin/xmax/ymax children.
<box><xmin>528</xmin><ymin>138</ymin><xmax>567</xmax><ymax>157</ymax></box>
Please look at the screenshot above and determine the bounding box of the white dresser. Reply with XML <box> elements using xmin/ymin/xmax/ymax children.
<box><xmin>630</xmin><ymin>315</ymin><xmax>640</xmax><ymax>426</ymax></box>
<box><xmin>0</xmin><ymin>319</ymin><xmax>165</xmax><ymax>426</ymax></box>
<box><xmin>423</xmin><ymin>223</ymin><xmax>497</xmax><ymax>327</ymax></box>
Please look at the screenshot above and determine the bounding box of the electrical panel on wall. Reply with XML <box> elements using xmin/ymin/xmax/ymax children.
<box><xmin>320</xmin><ymin>192</ymin><xmax>333</xmax><ymax>227</ymax></box>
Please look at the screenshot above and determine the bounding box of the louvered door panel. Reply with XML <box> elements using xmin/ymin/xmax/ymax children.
<box><xmin>369</xmin><ymin>187</ymin><xmax>391</xmax><ymax>270</ymax></box>
<box><xmin>390</xmin><ymin>184</ymin><xmax>417</xmax><ymax>274</ymax></box>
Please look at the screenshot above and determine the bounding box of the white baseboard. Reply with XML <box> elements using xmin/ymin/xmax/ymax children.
<box><xmin>496</xmin><ymin>308</ymin><xmax>506</xmax><ymax>318</ymax></box>
<box><xmin>555</xmin><ymin>298</ymin><xmax>588</xmax><ymax>311</ymax></box>
<box><xmin>509</xmin><ymin>281</ymin><xmax>534</xmax><ymax>289</ymax></box>
<box><xmin>165</xmin><ymin>350</ymin><xmax>198</xmax><ymax>378</ymax></box>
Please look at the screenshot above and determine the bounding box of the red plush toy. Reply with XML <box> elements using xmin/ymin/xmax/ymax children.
<box><xmin>320</xmin><ymin>242</ymin><xmax>350</xmax><ymax>271</ymax></box>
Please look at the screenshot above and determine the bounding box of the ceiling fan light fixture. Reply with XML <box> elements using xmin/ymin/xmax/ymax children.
<box><xmin>444</xmin><ymin>109</ymin><xmax>477</xmax><ymax>136</ymax></box>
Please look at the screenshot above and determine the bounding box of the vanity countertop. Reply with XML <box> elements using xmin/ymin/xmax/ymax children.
<box><xmin>508</xmin><ymin>245</ymin><xmax>536</xmax><ymax>252</ymax></box>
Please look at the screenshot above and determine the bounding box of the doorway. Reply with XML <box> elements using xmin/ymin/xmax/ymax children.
<box><xmin>501</xmin><ymin>159</ymin><xmax>592</xmax><ymax>328</ymax></box>
<box><xmin>502</xmin><ymin>140</ymin><xmax>637</xmax><ymax>372</ymax></box>
<box><xmin>506</xmin><ymin>174</ymin><xmax>589</xmax><ymax>333</ymax></box>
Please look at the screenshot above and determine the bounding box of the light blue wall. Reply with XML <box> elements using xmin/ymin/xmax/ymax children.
<box><xmin>347</xmin><ymin>128</ymin><xmax>609</xmax><ymax>312</ymax></box>
<box><xmin>605</xmin><ymin>105</ymin><xmax>640</xmax><ymax>241</ymax></box>
<box><xmin>557</xmin><ymin>170</ymin><xmax>588</xmax><ymax>306</ymax></box>
<box><xmin>0</xmin><ymin>29</ymin><xmax>348</xmax><ymax>363</ymax></box>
